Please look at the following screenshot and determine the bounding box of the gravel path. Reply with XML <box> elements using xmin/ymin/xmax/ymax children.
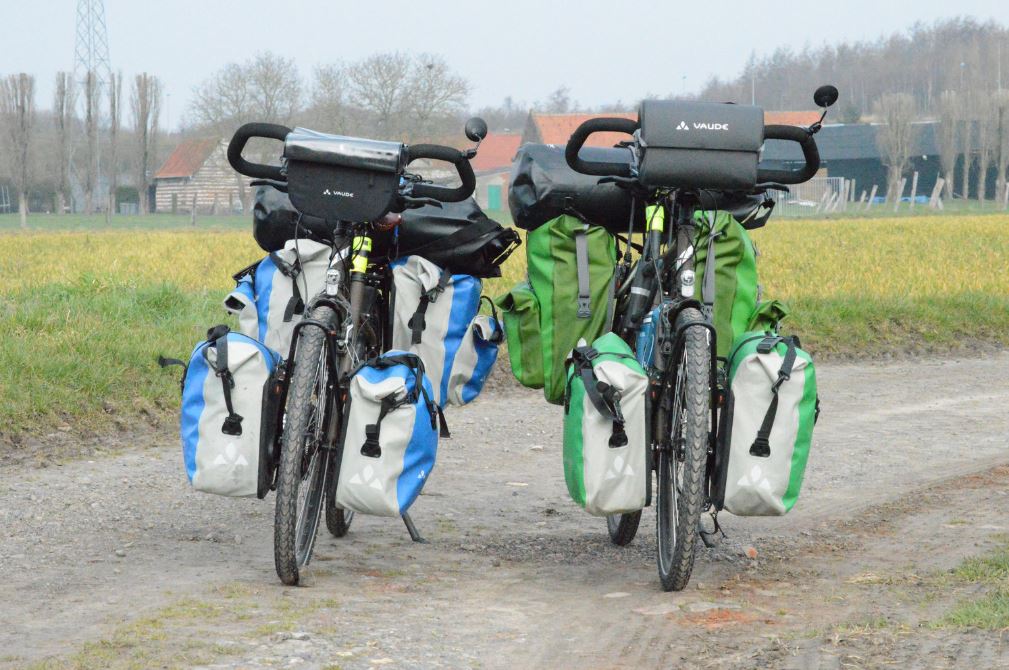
<box><xmin>2</xmin><ymin>353</ymin><xmax>1009</xmax><ymax>669</ymax></box>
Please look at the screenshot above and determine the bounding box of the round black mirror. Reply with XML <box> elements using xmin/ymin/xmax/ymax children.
<box><xmin>465</xmin><ymin>117</ymin><xmax>488</xmax><ymax>143</ymax></box>
<box><xmin>814</xmin><ymin>85</ymin><xmax>839</xmax><ymax>109</ymax></box>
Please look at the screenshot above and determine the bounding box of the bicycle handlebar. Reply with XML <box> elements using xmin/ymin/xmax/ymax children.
<box><xmin>564</xmin><ymin>118</ymin><xmax>638</xmax><ymax>176</ymax></box>
<box><xmin>406</xmin><ymin>144</ymin><xmax>476</xmax><ymax>203</ymax></box>
<box><xmin>227</xmin><ymin>123</ymin><xmax>292</xmax><ymax>181</ymax></box>
<box><xmin>756</xmin><ymin>125</ymin><xmax>820</xmax><ymax>185</ymax></box>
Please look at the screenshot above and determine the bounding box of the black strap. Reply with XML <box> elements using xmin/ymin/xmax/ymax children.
<box><xmin>359</xmin><ymin>353</ymin><xmax>447</xmax><ymax>455</ymax></box>
<box><xmin>403</xmin><ymin>218</ymin><xmax>504</xmax><ymax>260</ymax></box>
<box><xmin>269</xmin><ymin>252</ymin><xmax>305</xmax><ymax>323</ymax></box>
<box><xmin>231</xmin><ymin>260</ymin><xmax>259</xmax><ymax>283</ymax></box>
<box><xmin>568</xmin><ymin>346</ymin><xmax>632</xmax><ymax>448</ymax></box>
<box><xmin>407</xmin><ymin>269</ymin><xmax>452</xmax><ymax>345</ymax></box>
<box><xmin>479</xmin><ymin>296</ymin><xmax>505</xmax><ymax>344</ymax></box>
<box><xmin>749</xmin><ymin>336</ymin><xmax>798</xmax><ymax>457</ymax></box>
<box><xmin>362</xmin><ymin>394</ymin><xmax>402</xmax><ymax>458</ymax></box>
<box><xmin>201</xmin><ymin>326</ymin><xmax>244</xmax><ymax>437</ymax></box>
<box><xmin>158</xmin><ymin>355</ymin><xmax>187</xmax><ymax>394</ymax></box>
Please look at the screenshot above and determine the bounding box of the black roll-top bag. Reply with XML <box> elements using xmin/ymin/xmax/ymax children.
<box><xmin>637</xmin><ymin>101</ymin><xmax>765</xmax><ymax>191</ymax></box>
<box><xmin>284</xmin><ymin>127</ymin><xmax>407</xmax><ymax>222</ymax></box>
<box><xmin>509</xmin><ymin>143</ymin><xmax>643</xmax><ymax>232</ymax></box>
<box><xmin>252</xmin><ymin>183</ymin><xmax>333</xmax><ymax>252</ymax></box>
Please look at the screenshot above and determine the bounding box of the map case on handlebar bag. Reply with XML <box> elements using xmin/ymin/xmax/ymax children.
<box><xmin>284</xmin><ymin>127</ymin><xmax>406</xmax><ymax>222</ymax></box>
<box><xmin>178</xmin><ymin>326</ymin><xmax>283</xmax><ymax>498</ymax></box>
<box><xmin>712</xmin><ymin>332</ymin><xmax>819</xmax><ymax>516</ymax></box>
<box><xmin>224</xmin><ymin>238</ymin><xmax>333</xmax><ymax>358</ymax></box>
<box><xmin>335</xmin><ymin>352</ymin><xmax>441</xmax><ymax>517</ymax></box>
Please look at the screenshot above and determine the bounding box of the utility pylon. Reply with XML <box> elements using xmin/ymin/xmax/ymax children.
<box><xmin>73</xmin><ymin>0</ymin><xmax>112</xmax><ymax>87</ymax></box>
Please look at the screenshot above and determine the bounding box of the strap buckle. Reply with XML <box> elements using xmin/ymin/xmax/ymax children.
<box><xmin>221</xmin><ymin>414</ymin><xmax>244</xmax><ymax>436</ymax></box>
<box><xmin>576</xmin><ymin>297</ymin><xmax>592</xmax><ymax>319</ymax></box>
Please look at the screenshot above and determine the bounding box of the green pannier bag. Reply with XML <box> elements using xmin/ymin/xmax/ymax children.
<box><xmin>747</xmin><ymin>299</ymin><xmax>790</xmax><ymax>333</ymax></box>
<box><xmin>713</xmin><ymin>331</ymin><xmax>819</xmax><ymax>516</ymax></box>
<box><xmin>498</xmin><ymin>214</ymin><xmax>616</xmax><ymax>404</ymax></box>
<box><xmin>694</xmin><ymin>210</ymin><xmax>759</xmax><ymax>359</ymax></box>
<box><xmin>563</xmin><ymin>333</ymin><xmax>649</xmax><ymax>516</ymax></box>
<box><xmin>498</xmin><ymin>281</ymin><xmax>544</xmax><ymax>388</ymax></box>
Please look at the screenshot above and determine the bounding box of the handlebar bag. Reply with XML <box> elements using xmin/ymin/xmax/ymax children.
<box><xmin>335</xmin><ymin>352</ymin><xmax>441</xmax><ymax>517</ymax></box>
<box><xmin>390</xmin><ymin>256</ymin><xmax>501</xmax><ymax>408</ymax></box>
<box><xmin>711</xmin><ymin>332</ymin><xmax>819</xmax><ymax>516</ymax></box>
<box><xmin>638</xmin><ymin>100</ymin><xmax>764</xmax><ymax>191</ymax></box>
<box><xmin>224</xmin><ymin>238</ymin><xmax>333</xmax><ymax>358</ymax></box>
<box><xmin>372</xmin><ymin>198</ymin><xmax>520</xmax><ymax>278</ymax></box>
<box><xmin>284</xmin><ymin>127</ymin><xmax>406</xmax><ymax>222</ymax></box>
<box><xmin>563</xmin><ymin>333</ymin><xmax>649</xmax><ymax>516</ymax></box>
<box><xmin>252</xmin><ymin>184</ymin><xmax>335</xmax><ymax>252</ymax></box>
<box><xmin>496</xmin><ymin>214</ymin><xmax>616</xmax><ymax>404</ymax></box>
<box><xmin>178</xmin><ymin>326</ymin><xmax>282</xmax><ymax>498</ymax></box>
<box><xmin>693</xmin><ymin>210</ymin><xmax>760</xmax><ymax>359</ymax></box>
<box><xmin>509</xmin><ymin>143</ymin><xmax>645</xmax><ymax>232</ymax></box>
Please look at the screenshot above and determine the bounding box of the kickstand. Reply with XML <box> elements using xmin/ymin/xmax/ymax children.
<box><xmin>699</xmin><ymin>510</ymin><xmax>726</xmax><ymax>549</ymax></box>
<box><xmin>401</xmin><ymin>512</ymin><xmax>427</xmax><ymax>544</ymax></box>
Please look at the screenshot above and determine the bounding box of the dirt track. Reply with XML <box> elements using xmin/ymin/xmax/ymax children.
<box><xmin>3</xmin><ymin>353</ymin><xmax>1009</xmax><ymax>669</ymax></box>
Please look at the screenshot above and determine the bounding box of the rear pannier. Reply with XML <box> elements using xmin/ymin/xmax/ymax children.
<box><xmin>335</xmin><ymin>353</ymin><xmax>440</xmax><ymax>517</ymax></box>
<box><xmin>224</xmin><ymin>238</ymin><xmax>332</xmax><ymax>357</ymax></box>
<box><xmin>390</xmin><ymin>256</ymin><xmax>499</xmax><ymax>408</ymax></box>
<box><xmin>180</xmin><ymin>326</ymin><xmax>282</xmax><ymax>498</ymax></box>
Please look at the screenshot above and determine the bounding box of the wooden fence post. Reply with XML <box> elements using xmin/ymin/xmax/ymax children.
<box><xmin>929</xmin><ymin>178</ymin><xmax>945</xmax><ymax>209</ymax></box>
<box><xmin>858</xmin><ymin>189</ymin><xmax>868</xmax><ymax>208</ymax></box>
<box><xmin>191</xmin><ymin>193</ymin><xmax>198</xmax><ymax>227</ymax></box>
<box><xmin>908</xmin><ymin>172</ymin><xmax>919</xmax><ymax>210</ymax></box>
<box><xmin>866</xmin><ymin>185</ymin><xmax>878</xmax><ymax>211</ymax></box>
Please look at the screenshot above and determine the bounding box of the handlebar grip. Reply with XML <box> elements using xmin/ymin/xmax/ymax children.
<box><xmin>407</xmin><ymin>144</ymin><xmax>475</xmax><ymax>202</ymax></box>
<box><xmin>227</xmin><ymin>122</ymin><xmax>292</xmax><ymax>181</ymax></box>
<box><xmin>565</xmin><ymin>117</ymin><xmax>638</xmax><ymax>176</ymax></box>
<box><xmin>757</xmin><ymin>124</ymin><xmax>820</xmax><ymax>185</ymax></box>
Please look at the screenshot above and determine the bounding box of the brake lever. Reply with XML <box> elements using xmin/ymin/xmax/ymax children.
<box><xmin>250</xmin><ymin>178</ymin><xmax>288</xmax><ymax>193</ymax></box>
<box><xmin>400</xmin><ymin>195</ymin><xmax>443</xmax><ymax>209</ymax></box>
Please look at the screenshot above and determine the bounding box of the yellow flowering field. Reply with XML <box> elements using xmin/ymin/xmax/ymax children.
<box><xmin>1</xmin><ymin>214</ymin><xmax>1007</xmax><ymax>434</ymax></box>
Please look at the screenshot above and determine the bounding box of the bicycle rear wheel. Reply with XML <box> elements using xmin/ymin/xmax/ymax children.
<box><xmin>655</xmin><ymin>307</ymin><xmax>711</xmax><ymax>592</ymax></box>
<box><xmin>274</xmin><ymin>305</ymin><xmax>336</xmax><ymax>586</ymax></box>
<box><xmin>606</xmin><ymin>511</ymin><xmax>642</xmax><ymax>546</ymax></box>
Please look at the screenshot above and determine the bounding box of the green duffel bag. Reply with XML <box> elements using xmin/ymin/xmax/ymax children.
<box><xmin>498</xmin><ymin>281</ymin><xmax>544</xmax><ymax>389</ymax></box>
<box><xmin>563</xmin><ymin>333</ymin><xmax>649</xmax><ymax>516</ymax></box>
<box><xmin>694</xmin><ymin>210</ymin><xmax>759</xmax><ymax>359</ymax></box>
<box><xmin>498</xmin><ymin>214</ymin><xmax>616</xmax><ymax>403</ymax></box>
<box><xmin>712</xmin><ymin>331</ymin><xmax>819</xmax><ymax>516</ymax></box>
<box><xmin>747</xmin><ymin>299</ymin><xmax>790</xmax><ymax>333</ymax></box>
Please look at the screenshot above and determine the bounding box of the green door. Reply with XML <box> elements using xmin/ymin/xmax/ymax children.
<box><xmin>488</xmin><ymin>184</ymin><xmax>502</xmax><ymax>211</ymax></box>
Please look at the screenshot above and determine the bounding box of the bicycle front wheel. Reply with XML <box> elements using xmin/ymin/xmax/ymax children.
<box><xmin>656</xmin><ymin>307</ymin><xmax>711</xmax><ymax>592</ymax></box>
<box><xmin>274</xmin><ymin>306</ymin><xmax>336</xmax><ymax>586</ymax></box>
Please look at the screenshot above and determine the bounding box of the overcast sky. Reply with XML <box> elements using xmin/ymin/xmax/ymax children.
<box><xmin>4</xmin><ymin>0</ymin><xmax>1005</xmax><ymax>129</ymax></box>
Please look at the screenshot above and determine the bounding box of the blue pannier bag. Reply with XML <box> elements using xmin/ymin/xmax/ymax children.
<box><xmin>390</xmin><ymin>256</ymin><xmax>501</xmax><ymax>408</ymax></box>
<box><xmin>335</xmin><ymin>352</ymin><xmax>445</xmax><ymax>517</ymax></box>
<box><xmin>224</xmin><ymin>238</ymin><xmax>332</xmax><ymax>357</ymax></box>
<box><xmin>178</xmin><ymin>326</ymin><xmax>282</xmax><ymax>498</ymax></box>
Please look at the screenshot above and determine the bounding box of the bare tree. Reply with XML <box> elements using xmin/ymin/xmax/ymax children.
<box><xmin>874</xmin><ymin>93</ymin><xmax>918</xmax><ymax>200</ymax></box>
<box><xmin>543</xmin><ymin>86</ymin><xmax>574</xmax><ymax>114</ymax></box>
<box><xmin>960</xmin><ymin>106</ymin><xmax>974</xmax><ymax>200</ymax></box>
<box><xmin>82</xmin><ymin>71</ymin><xmax>99</xmax><ymax>215</ymax></box>
<box><xmin>131</xmin><ymin>73</ymin><xmax>161</xmax><ymax>215</ymax></box>
<box><xmin>53</xmin><ymin>72</ymin><xmax>76</xmax><ymax>215</ymax></box>
<box><xmin>190</xmin><ymin>52</ymin><xmax>300</xmax><ymax>134</ymax></box>
<box><xmin>309</xmin><ymin>63</ymin><xmax>349</xmax><ymax>130</ymax></box>
<box><xmin>407</xmin><ymin>54</ymin><xmax>469</xmax><ymax>140</ymax></box>
<box><xmin>106</xmin><ymin>71</ymin><xmax>122</xmax><ymax>221</ymax></box>
<box><xmin>346</xmin><ymin>52</ymin><xmax>413</xmax><ymax>138</ymax></box>
<box><xmin>937</xmin><ymin>91</ymin><xmax>960</xmax><ymax>200</ymax></box>
<box><xmin>0</xmin><ymin>73</ymin><xmax>36</xmax><ymax>228</ymax></box>
<box><xmin>975</xmin><ymin>91</ymin><xmax>998</xmax><ymax>202</ymax></box>
<box><xmin>994</xmin><ymin>92</ymin><xmax>1009</xmax><ymax>201</ymax></box>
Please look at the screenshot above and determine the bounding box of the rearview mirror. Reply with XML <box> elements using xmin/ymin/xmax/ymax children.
<box><xmin>814</xmin><ymin>85</ymin><xmax>839</xmax><ymax>109</ymax></box>
<box><xmin>465</xmin><ymin>117</ymin><xmax>488</xmax><ymax>143</ymax></box>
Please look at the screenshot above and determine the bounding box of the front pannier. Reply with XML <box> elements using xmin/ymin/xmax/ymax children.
<box><xmin>563</xmin><ymin>333</ymin><xmax>649</xmax><ymax>516</ymax></box>
<box><xmin>335</xmin><ymin>353</ymin><xmax>439</xmax><ymax>517</ymax></box>
<box><xmin>638</xmin><ymin>100</ymin><xmax>765</xmax><ymax>191</ymax></box>
<box><xmin>284</xmin><ymin>127</ymin><xmax>406</xmax><ymax>222</ymax></box>
<box><xmin>712</xmin><ymin>332</ymin><xmax>819</xmax><ymax>516</ymax></box>
<box><xmin>180</xmin><ymin>326</ymin><xmax>282</xmax><ymax>498</ymax></box>
<box><xmin>252</xmin><ymin>183</ymin><xmax>334</xmax><ymax>253</ymax></box>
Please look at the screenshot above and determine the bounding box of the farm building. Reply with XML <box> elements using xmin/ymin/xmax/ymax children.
<box><xmin>470</xmin><ymin>132</ymin><xmax>521</xmax><ymax>212</ymax></box>
<box><xmin>153</xmin><ymin>138</ymin><xmax>243</xmax><ymax>214</ymax></box>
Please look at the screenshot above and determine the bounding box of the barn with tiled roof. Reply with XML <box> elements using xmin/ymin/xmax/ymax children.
<box><xmin>153</xmin><ymin>138</ymin><xmax>245</xmax><ymax>214</ymax></box>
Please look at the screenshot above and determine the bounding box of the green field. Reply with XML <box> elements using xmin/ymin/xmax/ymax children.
<box><xmin>1</xmin><ymin>212</ymin><xmax>1007</xmax><ymax>436</ymax></box>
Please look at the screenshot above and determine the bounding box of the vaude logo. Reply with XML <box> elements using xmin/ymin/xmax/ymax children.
<box><xmin>322</xmin><ymin>189</ymin><xmax>354</xmax><ymax>198</ymax></box>
<box><xmin>213</xmin><ymin>442</ymin><xmax>249</xmax><ymax>468</ymax></box>
<box><xmin>604</xmin><ymin>454</ymin><xmax>635</xmax><ymax>481</ymax></box>
<box><xmin>348</xmin><ymin>464</ymin><xmax>384</xmax><ymax>491</ymax></box>
<box><xmin>737</xmin><ymin>464</ymin><xmax>773</xmax><ymax>492</ymax></box>
<box><xmin>676</xmin><ymin>122</ymin><xmax>730</xmax><ymax>131</ymax></box>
